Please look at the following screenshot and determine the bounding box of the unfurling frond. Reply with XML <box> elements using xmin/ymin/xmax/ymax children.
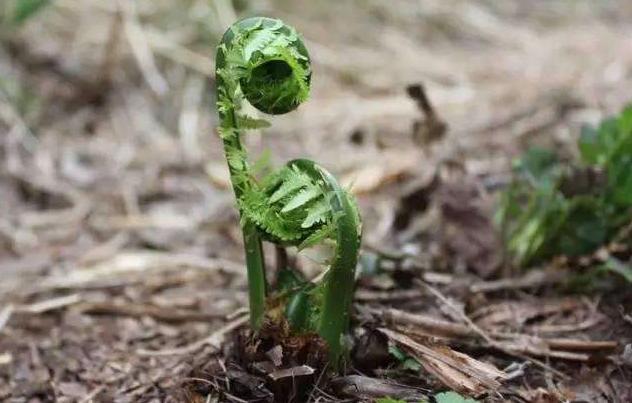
<box><xmin>216</xmin><ymin>17</ymin><xmax>362</xmax><ymax>366</ymax></box>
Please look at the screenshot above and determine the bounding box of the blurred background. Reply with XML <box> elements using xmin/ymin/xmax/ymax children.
<box><xmin>2</xmin><ymin>0</ymin><xmax>631</xmax><ymax>256</ymax></box>
<box><xmin>1</xmin><ymin>0</ymin><xmax>632</xmax><ymax>400</ymax></box>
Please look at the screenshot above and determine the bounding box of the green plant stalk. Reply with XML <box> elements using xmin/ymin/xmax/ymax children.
<box><xmin>291</xmin><ymin>159</ymin><xmax>361</xmax><ymax>362</ymax></box>
<box><xmin>242</xmin><ymin>219</ymin><xmax>267</xmax><ymax>329</ymax></box>
<box><xmin>222</xmin><ymin>139</ymin><xmax>267</xmax><ymax>329</ymax></box>
<box><xmin>218</xmin><ymin>97</ymin><xmax>268</xmax><ymax>330</ymax></box>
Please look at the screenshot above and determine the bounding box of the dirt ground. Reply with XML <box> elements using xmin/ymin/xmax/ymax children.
<box><xmin>1</xmin><ymin>0</ymin><xmax>631</xmax><ymax>402</ymax></box>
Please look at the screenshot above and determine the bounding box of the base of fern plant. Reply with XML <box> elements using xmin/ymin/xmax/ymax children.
<box><xmin>268</xmin><ymin>266</ymin><xmax>350</xmax><ymax>369</ymax></box>
<box><xmin>177</xmin><ymin>316</ymin><xmax>330</xmax><ymax>402</ymax></box>
<box><xmin>237</xmin><ymin>317</ymin><xmax>331</xmax><ymax>401</ymax></box>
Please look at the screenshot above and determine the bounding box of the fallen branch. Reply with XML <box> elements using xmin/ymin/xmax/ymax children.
<box><xmin>379</xmin><ymin>328</ymin><xmax>506</xmax><ymax>396</ymax></box>
<box><xmin>371</xmin><ymin>307</ymin><xmax>617</xmax><ymax>361</ymax></box>
<box><xmin>470</xmin><ymin>269</ymin><xmax>565</xmax><ymax>293</ymax></box>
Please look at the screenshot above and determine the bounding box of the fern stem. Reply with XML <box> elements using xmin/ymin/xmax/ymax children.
<box><xmin>290</xmin><ymin>160</ymin><xmax>361</xmax><ymax>364</ymax></box>
<box><xmin>242</xmin><ymin>219</ymin><xmax>267</xmax><ymax>330</ymax></box>
<box><xmin>221</xmin><ymin>108</ymin><xmax>269</xmax><ymax>330</ymax></box>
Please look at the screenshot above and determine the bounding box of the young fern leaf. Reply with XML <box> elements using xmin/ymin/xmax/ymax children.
<box><xmin>216</xmin><ymin>17</ymin><xmax>362</xmax><ymax>366</ymax></box>
<box><xmin>298</xmin><ymin>221</ymin><xmax>335</xmax><ymax>250</ymax></box>
<box><xmin>281</xmin><ymin>186</ymin><xmax>321</xmax><ymax>213</ymax></box>
<box><xmin>302</xmin><ymin>198</ymin><xmax>330</xmax><ymax>228</ymax></box>
<box><xmin>269</xmin><ymin>166</ymin><xmax>313</xmax><ymax>203</ymax></box>
<box><xmin>243</xmin><ymin>29</ymin><xmax>277</xmax><ymax>60</ymax></box>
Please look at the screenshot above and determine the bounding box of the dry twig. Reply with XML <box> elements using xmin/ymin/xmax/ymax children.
<box><xmin>136</xmin><ymin>314</ymin><xmax>248</xmax><ymax>356</ymax></box>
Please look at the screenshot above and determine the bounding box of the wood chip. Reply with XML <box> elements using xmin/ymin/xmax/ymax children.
<box><xmin>0</xmin><ymin>305</ymin><xmax>14</xmax><ymax>332</ymax></box>
<box><xmin>16</xmin><ymin>294</ymin><xmax>81</xmax><ymax>314</ymax></box>
<box><xmin>379</xmin><ymin>327</ymin><xmax>506</xmax><ymax>395</ymax></box>
<box><xmin>268</xmin><ymin>365</ymin><xmax>314</xmax><ymax>381</ymax></box>
<box><xmin>265</xmin><ymin>345</ymin><xmax>283</xmax><ymax>367</ymax></box>
<box><xmin>331</xmin><ymin>375</ymin><xmax>428</xmax><ymax>401</ymax></box>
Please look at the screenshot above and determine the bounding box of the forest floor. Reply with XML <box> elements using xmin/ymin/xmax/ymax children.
<box><xmin>1</xmin><ymin>0</ymin><xmax>631</xmax><ymax>402</ymax></box>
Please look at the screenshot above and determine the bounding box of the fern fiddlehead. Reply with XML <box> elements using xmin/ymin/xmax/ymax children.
<box><xmin>215</xmin><ymin>17</ymin><xmax>361</xmax><ymax>363</ymax></box>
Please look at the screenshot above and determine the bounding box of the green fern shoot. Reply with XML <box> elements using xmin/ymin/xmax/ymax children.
<box><xmin>215</xmin><ymin>17</ymin><xmax>362</xmax><ymax>365</ymax></box>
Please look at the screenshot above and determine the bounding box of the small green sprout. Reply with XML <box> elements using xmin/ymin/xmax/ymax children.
<box><xmin>4</xmin><ymin>0</ymin><xmax>51</xmax><ymax>25</ymax></box>
<box><xmin>215</xmin><ymin>17</ymin><xmax>362</xmax><ymax>365</ymax></box>
<box><xmin>498</xmin><ymin>104</ymin><xmax>632</xmax><ymax>269</ymax></box>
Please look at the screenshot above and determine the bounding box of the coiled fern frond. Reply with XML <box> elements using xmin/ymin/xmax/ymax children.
<box><xmin>215</xmin><ymin>17</ymin><xmax>361</xmax><ymax>364</ymax></box>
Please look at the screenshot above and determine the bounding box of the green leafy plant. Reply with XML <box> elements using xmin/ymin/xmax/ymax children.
<box><xmin>376</xmin><ymin>398</ymin><xmax>408</xmax><ymax>403</ymax></box>
<box><xmin>388</xmin><ymin>345</ymin><xmax>422</xmax><ymax>372</ymax></box>
<box><xmin>498</xmin><ymin>105</ymin><xmax>632</xmax><ymax>269</ymax></box>
<box><xmin>215</xmin><ymin>17</ymin><xmax>361</xmax><ymax>364</ymax></box>
<box><xmin>434</xmin><ymin>391</ymin><xmax>479</xmax><ymax>403</ymax></box>
<box><xmin>375</xmin><ymin>391</ymin><xmax>477</xmax><ymax>403</ymax></box>
<box><xmin>3</xmin><ymin>0</ymin><xmax>51</xmax><ymax>25</ymax></box>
